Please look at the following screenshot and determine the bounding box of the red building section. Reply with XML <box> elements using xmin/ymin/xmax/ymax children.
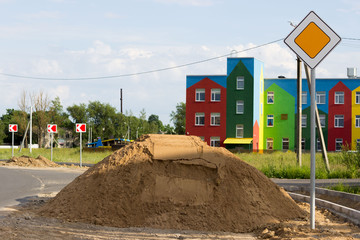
<box><xmin>186</xmin><ymin>77</ymin><xmax>227</xmax><ymax>147</ymax></box>
<box><xmin>328</xmin><ymin>82</ymin><xmax>352</xmax><ymax>151</ymax></box>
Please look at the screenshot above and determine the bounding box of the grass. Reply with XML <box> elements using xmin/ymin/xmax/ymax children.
<box><xmin>327</xmin><ymin>183</ymin><xmax>360</xmax><ymax>195</ymax></box>
<box><xmin>0</xmin><ymin>148</ymin><xmax>112</xmax><ymax>164</ymax></box>
<box><xmin>1</xmin><ymin>147</ymin><xmax>358</xmax><ymax>179</ymax></box>
<box><xmin>236</xmin><ymin>151</ymin><xmax>358</xmax><ymax>179</ymax></box>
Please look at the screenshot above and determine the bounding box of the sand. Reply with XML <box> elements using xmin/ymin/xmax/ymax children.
<box><xmin>39</xmin><ymin>134</ymin><xmax>306</xmax><ymax>233</ymax></box>
<box><xmin>1</xmin><ymin>155</ymin><xmax>59</xmax><ymax>167</ymax></box>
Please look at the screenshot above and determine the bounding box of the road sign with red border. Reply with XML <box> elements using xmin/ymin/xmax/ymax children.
<box><xmin>9</xmin><ymin>124</ymin><xmax>18</xmax><ymax>132</ymax></box>
<box><xmin>76</xmin><ymin>123</ymin><xmax>86</xmax><ymax>133</ymax></box>
<box><xmin>47</xmin><ymin>124</ymin><xmax>57</xmax><ymax>133</ymax></box>
<box><xmin>284</xmin><ymin>11</ymin><xmax>341</xmax><ymax>69</ymax></box>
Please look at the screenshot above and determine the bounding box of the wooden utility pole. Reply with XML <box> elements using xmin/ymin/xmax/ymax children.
<box><xmin>304</xmin><ymin>63</ymin><xmax>330</xmax><ymax>173</ymax></box>
<box><xmin>297</xmin><ymin>57</ymin><xmax>302</xmax><ymax>166</ymax></box>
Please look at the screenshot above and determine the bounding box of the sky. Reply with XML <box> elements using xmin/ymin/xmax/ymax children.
<box><xmin>0</xmin><ymin>0</ymin><xmax>359</xmax><ymax>125</ymax></box>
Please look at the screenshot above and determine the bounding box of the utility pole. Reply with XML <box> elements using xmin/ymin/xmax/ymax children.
<box><xmin>30</xmin><ymin>106</ymin><xmax>32</xmax><ymax>153</ymax></box>
<box><xmin>297</xmin><ymin>57</ymin><xmax>302</xmax><ymax>166</ymax></box>
<box><xmin>120</xmin><ymin>88</ymin><xmax>123</xmax><ymax>114</ymax></box>
<box><xmin>304</xmin><ymin>63</ymin><xmax>330</xmax><ymax>173</ymax></box>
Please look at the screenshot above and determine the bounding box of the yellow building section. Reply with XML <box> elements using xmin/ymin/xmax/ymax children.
<box><xmin>351</xmin><ymin>87</ymin><xmax>360</xmax><ymax>149</ymax></box>
<box><xmin>259</xmin><ymin>67</ymin><xmax>264</xmax><ymax>152</ymax></box>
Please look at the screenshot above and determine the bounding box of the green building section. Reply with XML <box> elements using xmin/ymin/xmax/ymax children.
<box><xmin>226</xmin><ymin>60</ymin><xmax>254</xmax><ymax>140</ymax></box>
<box><xmin>263</xmin><ymin>84</ymin><xmax>295</xmax><ymax>150</ymax></box>
<box><xmin>298</xmin><ymin>107</ymin><xmax>328</xmax><ymax>150</ymax></box>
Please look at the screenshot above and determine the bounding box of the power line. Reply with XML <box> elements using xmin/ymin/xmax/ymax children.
<box><xmin>0</xmin><ymin>38</ymin><xmax>284</xmax><ymax>81</ymax></box>
<box><xmin>0</xmin><ymin>37</ymin><xmax>358</xmax><ymax>81</ymax></box>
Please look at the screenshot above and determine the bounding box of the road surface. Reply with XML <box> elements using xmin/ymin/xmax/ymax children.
<box><xmin>0</xmin><ymin>166</ymin><xmax>85</xmax><ymax>214</ymax></box>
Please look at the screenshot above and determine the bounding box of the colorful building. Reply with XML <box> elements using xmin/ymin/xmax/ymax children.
<box><xmin>186</xmin><ymin>57</ymin><xmax>360</xmax><ymax>152</ymax></box>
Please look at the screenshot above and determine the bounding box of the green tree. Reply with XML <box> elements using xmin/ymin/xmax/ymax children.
<box><xmin>87</xmin><ymin>101</ymin><xmax>117</xmax><ymax>140</ymax></box>
<box><xmin>148</xmin><ymin>114</ymin><xmax>164</xmax><ymax>131</ymax></box>
<box><xmin>170</xmin><ymin>102</ymin><xmax>186</xmax><ymax>134</ymax></box>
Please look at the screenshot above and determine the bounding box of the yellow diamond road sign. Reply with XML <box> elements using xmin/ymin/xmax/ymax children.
<box><xmin>284</xmin><ymin>11</ymin><xmax>341</xmax><ymax>69</ymax></box>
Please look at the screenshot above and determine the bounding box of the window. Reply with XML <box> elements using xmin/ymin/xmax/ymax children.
<box><xmin>356</xmin><ymin>92</ymin><xmax>360</xmax><ymax>104</ymax></box>
<box><xmin>266</xmin><ymin>138</ymin><xmax>273</xmax><ymax>150</ymax></box>
<box><xmin>210</xmin><ymin>113</ymin><xmax>220</xmax><ymax>126</ymax></box>
<box><xmin>335</xmin><ymin>138</ymin><xmax>343</xmax><ymax>151</ymax></box>
<box><xmin>357</xmin><ymin>139</ymin><xmax>360</xmax><ymax>148</ymax></box>
<box><xmin>319</xmin><ymin>115</ymin><xmax>326</xmax><ymax>128</ymax></box>
<box><xmin>236</xmin><ymin>124</ymin><xmax>244</xmax><ymax>138</ymax></box>
<box><xmin>317</xmin><ymin>138</ymin><xmax>321</xmax><ymax>151</ymax></box>
<box><xmin>195</xmin><ymin>113</ymin><xmax>205</xmax><ymax>126</ymax></box>
<box><xmin>211</xmin><ymin>89</ymin><xmax>221</xmax><ymax>102</ymax></box>
<box><xmin>301</xmin><ymin>138</ymin><xmax>305</xmax><ymax>150</ymax></box>
<box><xmin>316</xmin><ymin>91</ymin><xmax>326</xmax><ymax>104</ymax></box>
<box><xmin>302</xmin><ymin>115</ymin><xmax>307</xmax><ymax>128</ymax></box>
<box><xmin>302</xmin><ymin>91</ymin><xmax>307</xmax><ymax>105</ymax></box>
<box><xmin>282</xmin><ymin>138</ymin><xmax>289</xmax><ymax>150</ymax></box>
<box><xmin>195</xmin><ymin>89</ymin><xmax>205</xmax><ymax>102</ymax></box>
<box><xmin>267</xmin><ymin>91</ymin><xmax>274</xmax><ymax>104</ymax></box>
<box><xmin>210</xmin><ymin>137</ymin><xmax>220</xmax><ymax>147</ymax></box>
<box><xmin>334</xmin><ymin>115</ymin><xmax>344</xmax><ymax>128</ymax></box>
<box><xmin>236</xmin><ymin>76</ymin><xmax>244</xmax><ymax>90</ymax></box>
<box><xmin>199</xmin><ymin>136</ymin><xmax>205</xmax><ymax>141</ymax></box>
<box><xmin>267</xmin><ymin>115</ymin><xmax>274</xmax><ymax>127</ymax></box>
<box><xmin>335</xmin><ymin>92</ymin><xmax>344</xmax><ymax>104</ymax></box>
<box><xmin>356</xmin><ymin>115</ymin><xmax>360</xmax><ymax>128</ymax></box>
<box><xmin>236</xmin><ymin>100</ymin><xmax>244</xmax><ymax>114</ymax></box>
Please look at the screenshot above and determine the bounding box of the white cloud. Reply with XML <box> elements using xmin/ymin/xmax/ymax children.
<box><xmin>120</xmin><ymin>48</ymin><xmax>153</xmax><ymax>60</ymax></box>
<box><xmin>49</xmin><ymin>85</ymin><xmax>70</xmax><ymax>100</ymax></box>
<box><xmin>32</xmin><ymin>59</ymin><xmax>63</xmax><ymax>75</ymax></box>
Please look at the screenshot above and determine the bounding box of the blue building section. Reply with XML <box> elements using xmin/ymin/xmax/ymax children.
<box><xmin>186</xmin><ymin>75</ymin><xmax>227</xmax><ymax>88</ymax></box>
<box><xmin>264</xmin><ymin>78</ymin><xmax>360</xmax><ymax>114</ymax></box>
<box><xmin>227</xmin><ymin>57</ymin><xmax>255</xmax><ymax>77</ymax></box>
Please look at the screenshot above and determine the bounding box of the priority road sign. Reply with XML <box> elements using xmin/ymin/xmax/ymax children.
<box><xmin>47</xmin><ymin>124</ymin><xmax>57</xmax><ymax>133</ymax></box>
<box><xmin>76</xmin><ymin>123</ymin><xmax>86</xmax><ymax>133</ymax></box>
<box><xmin>284</xmin><ymin>11</ymin><xmax>341</xmax><ymax>69</ymax></box>
<box><xmin>9</xmin><ymin>124</ymin><xmax>18</xmax><ymax>132</ymax></box>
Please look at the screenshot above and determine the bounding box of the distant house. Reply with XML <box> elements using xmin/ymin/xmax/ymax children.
<box><xmin>186</xmin><ymin>57</ymin><xmax>360</xmax><ymax>152</ymax></box>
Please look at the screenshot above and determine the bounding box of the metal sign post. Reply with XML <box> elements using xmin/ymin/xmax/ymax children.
<box><xmin>310</xmin><ymin>68</ymin><xmax>316</xmax><ymax>228</ymax></box>
<box><xmin>9</xmin><ymin>124</ymin><xmax>18</xmax><ymax>158</ymax></box>
<box><xmin>50</xmin><ymin>132</ymin><xmax>54</xmax><ymax>162</ymax></box>
<box><xmin>47</xmin><ymin>124</ymin><xmax>57</xmax><ymax>162</ymax></box>
<box><xmin>76</xmin><ymin>123</ymin><xmax>86</xmax><ymax>167</ymax></box>
<box><xmin>12</xmin><ymin>131</ymin><xmax>14</xmax><ymax>157</ymax></box>
<box><xmin>284</xmin><ymin>11</ymin><xmax>341</xmax><ymax>229</ymax></box>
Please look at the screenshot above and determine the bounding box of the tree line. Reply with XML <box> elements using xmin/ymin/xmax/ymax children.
<box><xmin>0</xmin><ymin>90</ymin><xmax>186</xmax><ymax>147</ymax></box>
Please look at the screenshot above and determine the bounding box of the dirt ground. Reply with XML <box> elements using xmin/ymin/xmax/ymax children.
<box><xmin>0</xmin><ymin>196</ymin><xmax>359</xmax><ymax>240</ymax></box>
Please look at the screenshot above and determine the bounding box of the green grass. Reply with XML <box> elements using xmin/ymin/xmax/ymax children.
<box><xmin>0</xmin><ymin>148</ymin><xmax>112</xmax><ymax>164</ymax></box>
<box><xmin>327</xmin><ymin>183</ymin><xmax>360</xmax><ymax>195</ymax></box>
<box><xmin>236</xmin><ymin>151</ymin><xmax>358</xmax><ymax>179</ymax></box>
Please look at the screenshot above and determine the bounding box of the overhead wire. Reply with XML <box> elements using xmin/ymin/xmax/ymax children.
<box><xmin>0</xmin><ymin>39</ymin><xmax>284</xmax><ymax>81</ymax></box>
<box><xmin>0</xmin><ymin>37</ymin><xmax>359</xmax><ymax>81</ymax></box>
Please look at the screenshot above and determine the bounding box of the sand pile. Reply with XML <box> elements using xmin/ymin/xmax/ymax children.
<box><xmin>2</xmin><ymin>155</ymin><xmax>59</xmax><ymax>167</ymax></box>
<box><xmin>39</xmin><ymin>134</ymin><xmax>305</xmax><ymax>232</ymax></box>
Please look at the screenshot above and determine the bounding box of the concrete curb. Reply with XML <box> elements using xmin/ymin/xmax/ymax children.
<box><xmin>288</xmin><ymin>192</ymin><xmax>360</xmax><ymax>226</ymax></box>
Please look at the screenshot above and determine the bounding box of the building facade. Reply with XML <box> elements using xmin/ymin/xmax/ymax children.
<box><xmin>186</xmin><ymin>57</ymin><xmax>360</xmax><ymax>151</ymax></box>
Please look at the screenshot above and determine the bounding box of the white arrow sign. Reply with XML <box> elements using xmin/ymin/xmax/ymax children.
<box><xmin>47</xmin><ymin>124</ymin><xmax>57</xmax><ymax>133</ymax></box>
<box><xmin>76</xmin><ymin>123</ymin><xmax>86</xmax><ymax>133</ymax></box>
<box><xmin>9</xmin><ymin>124</ymin><xmax>18</xmax><ymax>132</ymax></box>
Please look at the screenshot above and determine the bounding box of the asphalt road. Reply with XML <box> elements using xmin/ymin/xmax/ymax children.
<box><xmin>0</xmin><ymin>166</ymin><xmax>84</xmax><ymax>214</ymax></box>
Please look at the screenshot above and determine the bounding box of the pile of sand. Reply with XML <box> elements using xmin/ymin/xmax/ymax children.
<box><xmin>39</xmin><ymin>134</ymin><xmax>306</xmax><ymax>233</ymax></box>
<box><xmin>2</xmin><ymin>155</ymin><xmax>59</xmax><ymax>167</ymax></box>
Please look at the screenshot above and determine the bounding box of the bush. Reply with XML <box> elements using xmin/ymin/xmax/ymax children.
<box><xmin>340</xmin><ymin>143</ymin><xmax>360</xmax><ymax>177</ymax></box>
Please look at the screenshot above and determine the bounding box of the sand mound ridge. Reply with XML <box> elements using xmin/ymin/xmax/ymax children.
<box><xmin>2</xmin><ymin>155</ymin><xmax>59</xmax><ymax>167</ymax></box>
<box><xmin>39</xmin><ymin>134</ymin><xmax>306</xmax><ymax>232</ymax></box>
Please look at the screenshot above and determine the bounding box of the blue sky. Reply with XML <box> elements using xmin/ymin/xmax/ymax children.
<box><xmin>0</xmin><ymin>0</ymin><xmax>359</xmax><ymax>124</ymax></box>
